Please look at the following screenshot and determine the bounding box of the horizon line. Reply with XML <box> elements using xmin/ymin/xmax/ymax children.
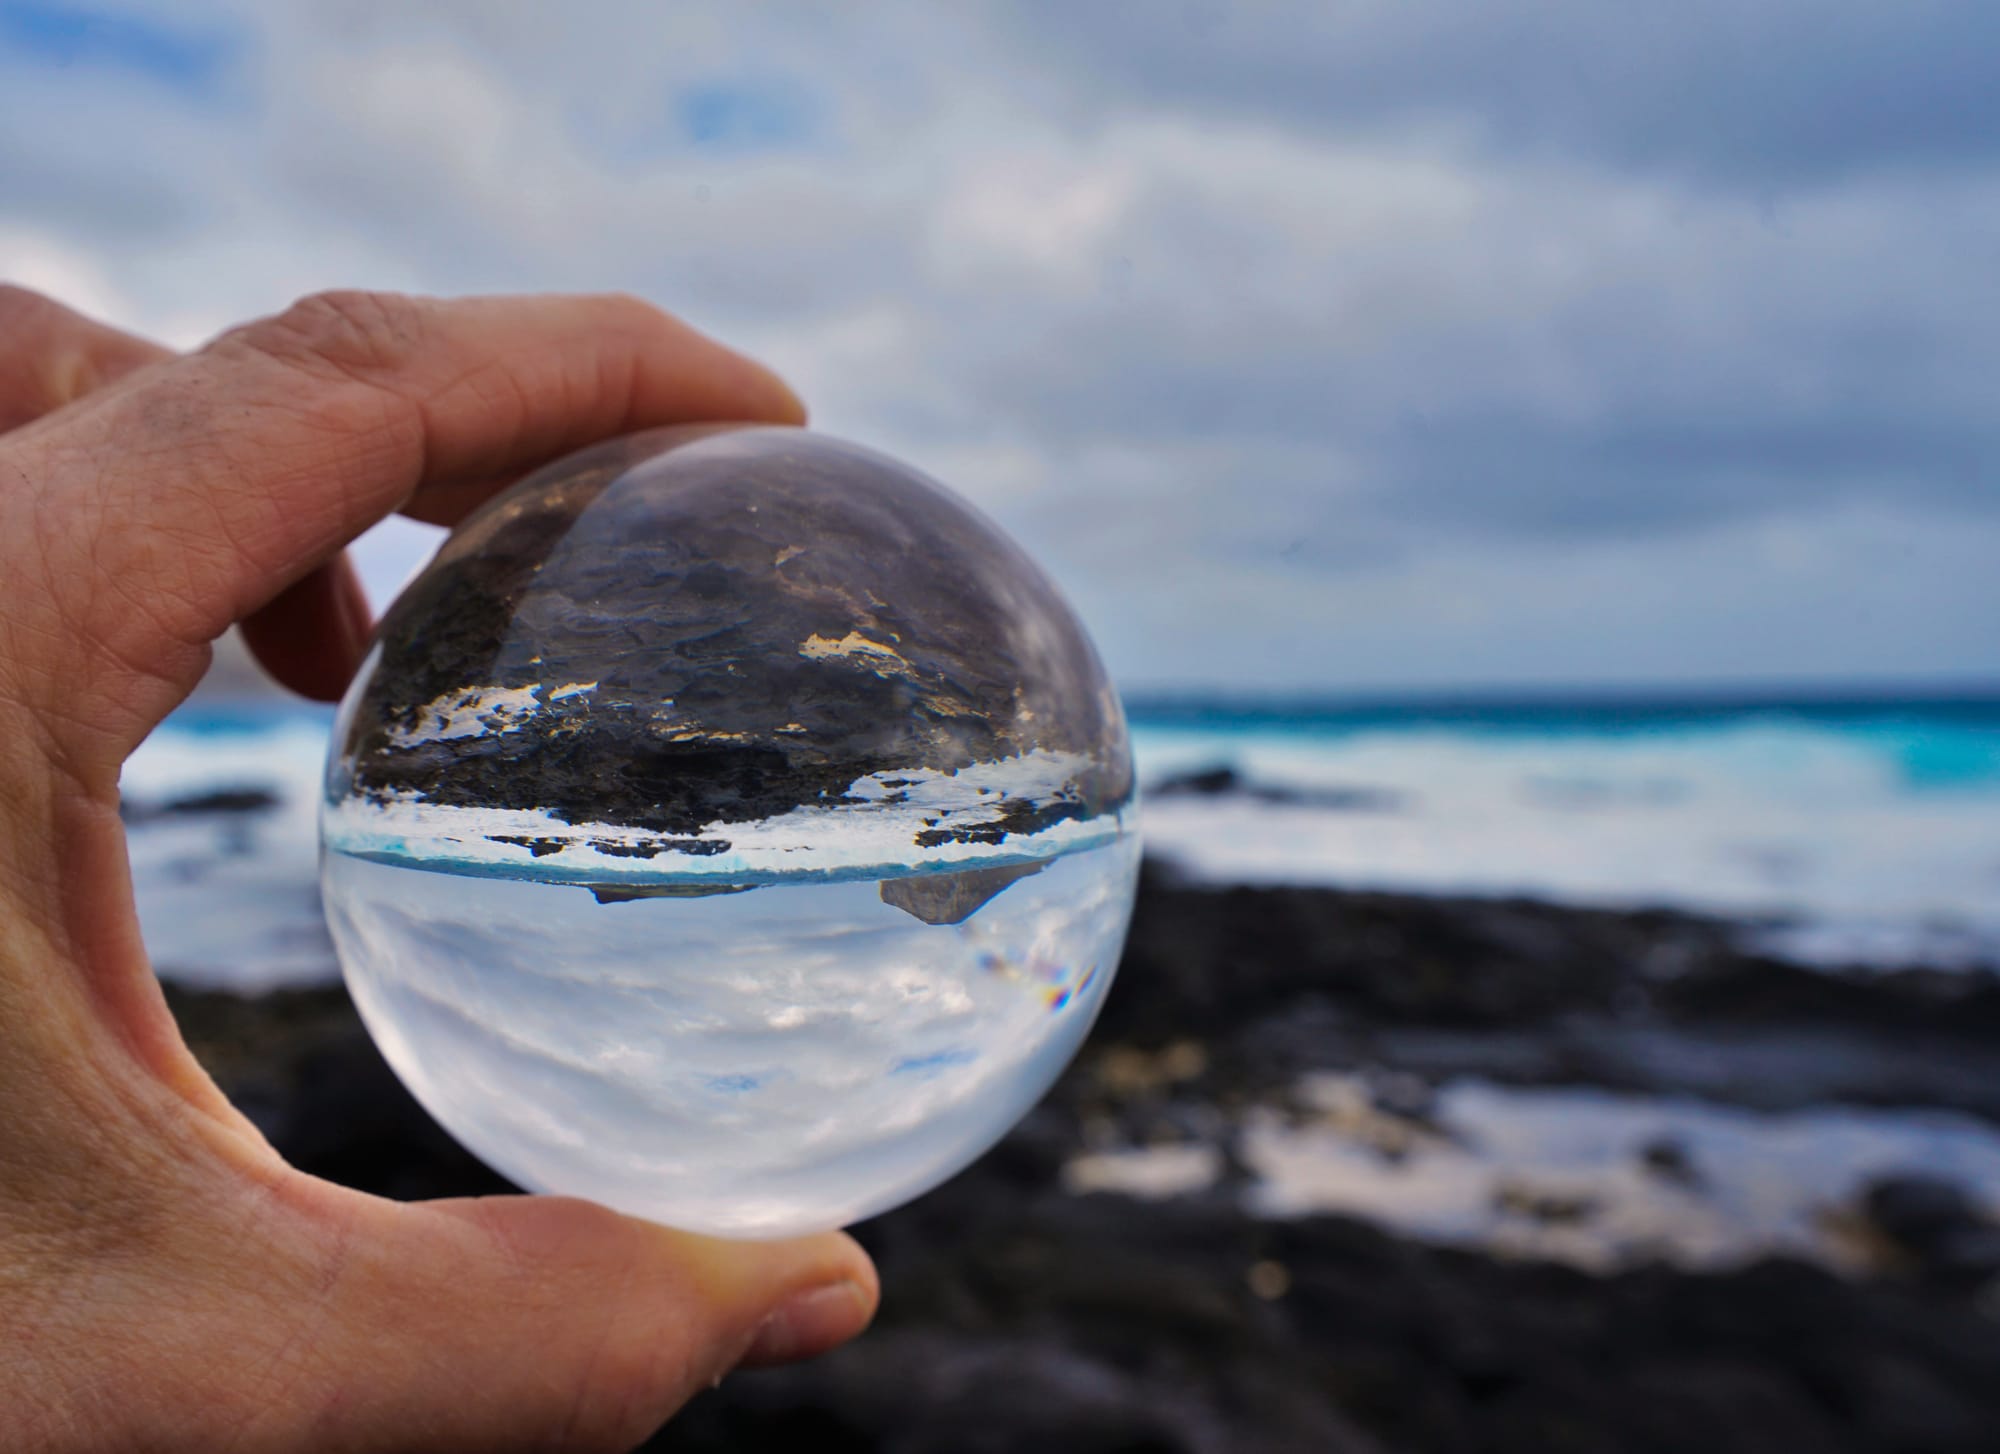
<box><xmin>1121</xmin><ymin>676</ymin><xmax>2000</xmax><ymax>713</ymax></box>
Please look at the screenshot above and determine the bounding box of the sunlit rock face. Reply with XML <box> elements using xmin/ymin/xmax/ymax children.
<box><xmin>320</xmin><ymin>425</ymin><xmax>1140</xmax><ymax>1238</ymax></box>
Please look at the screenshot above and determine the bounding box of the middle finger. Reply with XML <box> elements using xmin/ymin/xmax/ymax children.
<box><xmin>0</xmin><ymin>285</ymin><xmax>171</xmax><ymax>433</ymax></box>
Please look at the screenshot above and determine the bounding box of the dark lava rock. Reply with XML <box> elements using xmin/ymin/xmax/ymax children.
<box><xmin>164</xmin><ymin>869</ymin><xmax>2000</xmax><ymax>1452</ymax></box>
<box><xmin>1492</xmin><ymin>1180</ymin><xmax>1599</xmax><ymax>1226</ymax></box>
<box><xmin>121</xmin><ymin>785</ymin><xmax>281</xmax><ymax>824</ymax></box>
<box><xmin>879</xmin><ymin>860</ymin><xmax>1047</xmax><ymax>926</ymax></box>
<box><xmin>1151</xmin><ymin>764</ymin><xmax>1243</xmax><ymax>797</ymax></box>
<box><xmin>1862</xmin><ymin>1175</ymin><xmax>2000</xmax><ymax>1287</ymax></box>
<box><xmin>1151</xmin><ymin>763</ymin><xmax>1401</xmax><ymax>812</ymax></box>
<box><xmin>333</xmin><ymin>426</ymin><xmax>1132</xmax><ymax>836</ymax></box>
<box><xmin>1657</xmin><ymin>957</ymin><xmax>2000</xmax><ymax>1038</ymax></box>
<box><xmin>1107</xmin><ymin>862</ymin><xmax>2000</xmax><ymax>1122</ymax></box>
<box><xmin>1101</xmin><ymin>862</ymin><xmax>1646</xmax><ymax>1037</ymax></box>
<box><xmin>1639</xmin><ymin>1136</ymin><xmax>1702</xmax><ymax>1188</ymax></box>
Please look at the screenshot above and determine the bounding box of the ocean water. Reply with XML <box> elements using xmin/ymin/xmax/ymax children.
<box><xmin>124</xmin><ymin>709</ymin><xmax>337</xmax><ymax>989</ymax></box>
<box><xmin>124</xmin><ymin>691</ymin><xmax>2000</xmax><ymax>990</ymax></box>
<box><xmin>1132</xmin><ymin>692</ymin><xmax>2000</xmax><ymax>970</ymax></box>
<box><xmin>323</xmin><ymin>837</ymin><xmax>1138</xmax><ymax>1238</ymax></box>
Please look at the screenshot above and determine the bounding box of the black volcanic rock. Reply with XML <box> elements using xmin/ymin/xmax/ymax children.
<box><xmin>1151</xmin><ymin>764</ymin><xmax>1402</xmax><ymax>812</ymax></box>
<box><xmin>333</xmin><ymin>426</ymin><xmax>1132</xmax><ymax>836</ymax></box>
<box><xmin>1862</xmin><ymin>1176</ymin><xmax>2000</xmax><ymax>1287</ymax></box>
<box><xmin>121</xmin><ymin>785</ymin><xmax>282</xmax><ymax>824</ymax></box>
<box><xmin>166</xmin><ymin>869</ymin><xmax>2000</xmax><ymax>1453</ymax></box>
<box><xmin>879</xmin><ymin>860</ymin><xmax>1048</xmax><ymax>925</ymax></box>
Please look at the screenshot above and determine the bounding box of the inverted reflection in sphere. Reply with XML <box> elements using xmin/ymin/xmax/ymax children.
<box><xmin>320</xmin><ymin>425</ymin><xmax>1140</xmax><ymax>1237</ymax></box>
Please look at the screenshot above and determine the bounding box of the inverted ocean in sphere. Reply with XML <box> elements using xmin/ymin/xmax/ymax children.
<box><xmin>320</xmin><ymin>425</ymin><xmax>1140</xmax><ymax>1237</ymax></box>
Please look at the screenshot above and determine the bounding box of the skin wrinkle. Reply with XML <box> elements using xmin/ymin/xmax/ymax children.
<box><xmin>13</xmin><ymin>441</ymin><xmax>205</xmax><ymax>753</ymax></box>
<box><xmin>108</xmin><ymin>351</ymin><xmax>403</xmax><ymax>591</ymax></box>
<box><xmin>30</xmin><ymin>626</ymin><xmax>201</xmax><ymax>783</ymax></box>
<box><xmin>212</xmin><ymin>1203</ymin><xmax>359</xmax><ymax>1453</ymax></box>
<box><xmin>555</xmin><ymin>1300</ymin><xmax>627</xmax><ymax>1451</ymax></box>
<box><xmin>0</xmin><ymin>451</ymin><xmax>67</xmax><ymax>684</ymax></box>
<box><xmin>227</xmin><ymin>291</ymin><xmax>429</xmax><ymax>391</ymax></box>
<box><xmin>120</xmin><ymin>390</ymin><xmax>390</xmax><ymax>633</ymax></box>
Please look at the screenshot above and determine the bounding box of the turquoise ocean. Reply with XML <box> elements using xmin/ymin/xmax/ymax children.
<box><xmin>125</xmin><ymin>690</ymin><xmax>2000</xmax><ymax>993</ymax></box>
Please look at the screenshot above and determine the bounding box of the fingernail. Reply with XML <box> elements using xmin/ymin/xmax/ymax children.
<box><xmin>744</xmin><ymin>1281</ymin><xmax>871</xmax><ymax>1365</ymax></box>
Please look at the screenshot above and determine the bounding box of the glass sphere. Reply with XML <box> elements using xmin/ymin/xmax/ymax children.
<box><xmin>320</xmin><ymin>425</ymin><xmax>1139</xmax><ymax>1238</ymax></box>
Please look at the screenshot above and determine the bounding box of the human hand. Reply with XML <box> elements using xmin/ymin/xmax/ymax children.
<box><xmin>0</xmin><ymin>287</ymin><xmax>878</xmax><ymax>1451</ymax></box>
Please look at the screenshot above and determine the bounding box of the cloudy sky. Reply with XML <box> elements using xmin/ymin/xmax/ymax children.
<box><xmin>2</xmin><ymin>0</ymin><xmax>1995</xmax><ymax>695</ymax></box>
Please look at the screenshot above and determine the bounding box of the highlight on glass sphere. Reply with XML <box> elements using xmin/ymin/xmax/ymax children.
<box><xmin>319</xmin><ymin>424</ymin><xmax>1140</xmax><ymax>1238</ymax></box>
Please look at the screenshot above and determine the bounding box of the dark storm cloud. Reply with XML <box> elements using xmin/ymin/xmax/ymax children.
<box><xmin>998</xmin><ymin>0</ymin><xmax>2000</xmax><ymax>187</ymax></box>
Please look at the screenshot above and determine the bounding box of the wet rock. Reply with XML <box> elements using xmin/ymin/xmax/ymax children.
<box><xmin>1150</xmin><ymin>764</ymin><xmax>1401</xmax><ymax>812</ymax></box>
<box><xmin>880</xmin><ymin>860</ymin><xmax>1046</xmax><ymax>925</ymax></box>
<box><xmin>121</xmin><ymin>785</ymin><xmax>281</xmax><ymax>823</ymax></box>
<box><xmin>1150</xmin><ymin>764</ymin><xmax>1241</xmax><ymax>797</ymax></box>
<box><xmin>1639</xmin><ymin>1135</ymin><xmax>1702</xmax><ymax>1187</ymax></box>
<box><xmin>1834</xmin><ymin>1351</ymin><xmax>1991</xmax><ymax>1453</ymax></box>
<box><xmin>1106</xmin><ymin>863</ymin><xmax>2000</xmax><ymax>1123</ymax></box>
<box><xmin>664</xmin><ymin>1332</ymin><xmax>1377</xmax><ymax>1454</ymax></box>
<box><xmin>161</xmin><ymin>867</ymin><xmax>2000</xmax><ymax>1453</ymax></box>
<box><xmin>1861</xmin><ymin>1175</ymin><xmax>2000</xmax><ymax>1286</ymax></box>
<box><xmin>1493</xmin><ymin>1181</ymin><xmax>1599</xmax><ymax>1226</ymax></box>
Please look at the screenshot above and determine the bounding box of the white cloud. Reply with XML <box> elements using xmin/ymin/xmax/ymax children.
<box><xmin>0</xmin><ymin>224</ymin><xmax>133</xmax><ymax>319</ymax></box>
<box><xmin>1</xmin><ymin>0</ymin><xmax>1994</xmax><ymax>690</ymax></box>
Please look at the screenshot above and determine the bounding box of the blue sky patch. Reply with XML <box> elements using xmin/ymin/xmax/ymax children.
<box><xmin>677</xmin><ymin>78</ymin><xmax>815</xmax><ymax>151</ymax></box>
<box><xmin>892</xmin><ymin>1048</ymin><xmax>978</xmax><ymax>1077</ymax></box>
<box><xmin>0</xmin><ymin>1</ymin><xmax>235</xmax><ymax>94</ymax></box>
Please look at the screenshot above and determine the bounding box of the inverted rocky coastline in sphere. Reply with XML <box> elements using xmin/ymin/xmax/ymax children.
<box><xmin>332</xmin><ymin>428</ymin><xmax>1133</xmax><ymax>846</ymax></box>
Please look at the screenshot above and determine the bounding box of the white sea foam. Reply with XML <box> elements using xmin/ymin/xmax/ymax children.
<box><xmin>121</xmin><ymin>714</ymin><xmax>335</xmax><ymax>990</ymax></box>
<box><xmin>1133</xmin><ymin>718</ymin><xmax>2000</xmax><ymax>969</ymax></box>
<box><xmin>1066</xmin><ymin>1071</ymin><xmax>2000</xmax><ymax>1272</ymax></box>
<box><xmin>322</xmin><ymin>748</ymin><xmax>1124</xmax><ymax>885</ymax></box>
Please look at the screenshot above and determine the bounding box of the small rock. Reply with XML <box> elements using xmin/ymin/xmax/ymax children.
<box><xmin>1247</xmin><ymin>1260</ymin><xmax>1292</xmax><ymax>1300</ymax></box>
<box><xmin>1493</xmin><ymin>1180</ymin><xmax>1598</xmax><ymax>1226</ymax></box>
<box><xmin>122</xmin><ymin>785</ymin><xmax>281</xmax><ymax>824</ymax></box>
<box><xmin>1639</xmin><ymin>1135</ymin><xmax>1702</xmax><ymax>1188</ymax></box>
<box><xmin>1861</xmin><ymin>1174</ymin><xmax>2000</xmax><ymax>1286</ymax></box>
<box><xmin>1152</xmin><ymin>764</ymin><xmax>1243</xmax><ymax>797</ymax></box>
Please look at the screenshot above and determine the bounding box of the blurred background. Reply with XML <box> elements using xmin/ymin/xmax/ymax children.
<box><xmin>10</xmin><ymin>2</ymin><xmax>2000</xmax><ymax>1449</ymax></box>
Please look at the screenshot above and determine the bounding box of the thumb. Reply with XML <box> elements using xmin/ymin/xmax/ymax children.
<box><xmin>316</xmin><ymin>1192</ymin><xmax>877</xmax><ymax>1452</ymax></box>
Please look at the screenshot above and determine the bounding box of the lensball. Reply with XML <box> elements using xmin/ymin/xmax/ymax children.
<box><xmin>320</xmin><ymin>424</ymin><xmax>1139</xmax><ymax>1238</ymax></box>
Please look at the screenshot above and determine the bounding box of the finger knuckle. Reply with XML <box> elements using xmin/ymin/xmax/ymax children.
<box><xmin>0</xmin><ymin>283</ymin><xmax>63</xmax><ymax>339</ymax></box>
<box><xmin>590</xmin><ymin>290</ymin><xmax>673</xmax><ymax>334</ymax></box>
<box><xmin>226</xmin><ymin>289</ymin><xmax>428</xmax><ymax>380</ymax></box>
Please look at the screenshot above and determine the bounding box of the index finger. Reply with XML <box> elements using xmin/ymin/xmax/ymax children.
<box><xmin>4</xmin><ymin>290</ymin><xmax>806</xmax><ymax>770</ymax></box>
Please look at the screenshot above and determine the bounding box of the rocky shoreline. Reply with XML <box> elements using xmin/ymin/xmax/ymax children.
<box><xmin>167</xmin><ymin>860</ymin><xmax>2000</xmax><ymax>1452</ymax></box>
